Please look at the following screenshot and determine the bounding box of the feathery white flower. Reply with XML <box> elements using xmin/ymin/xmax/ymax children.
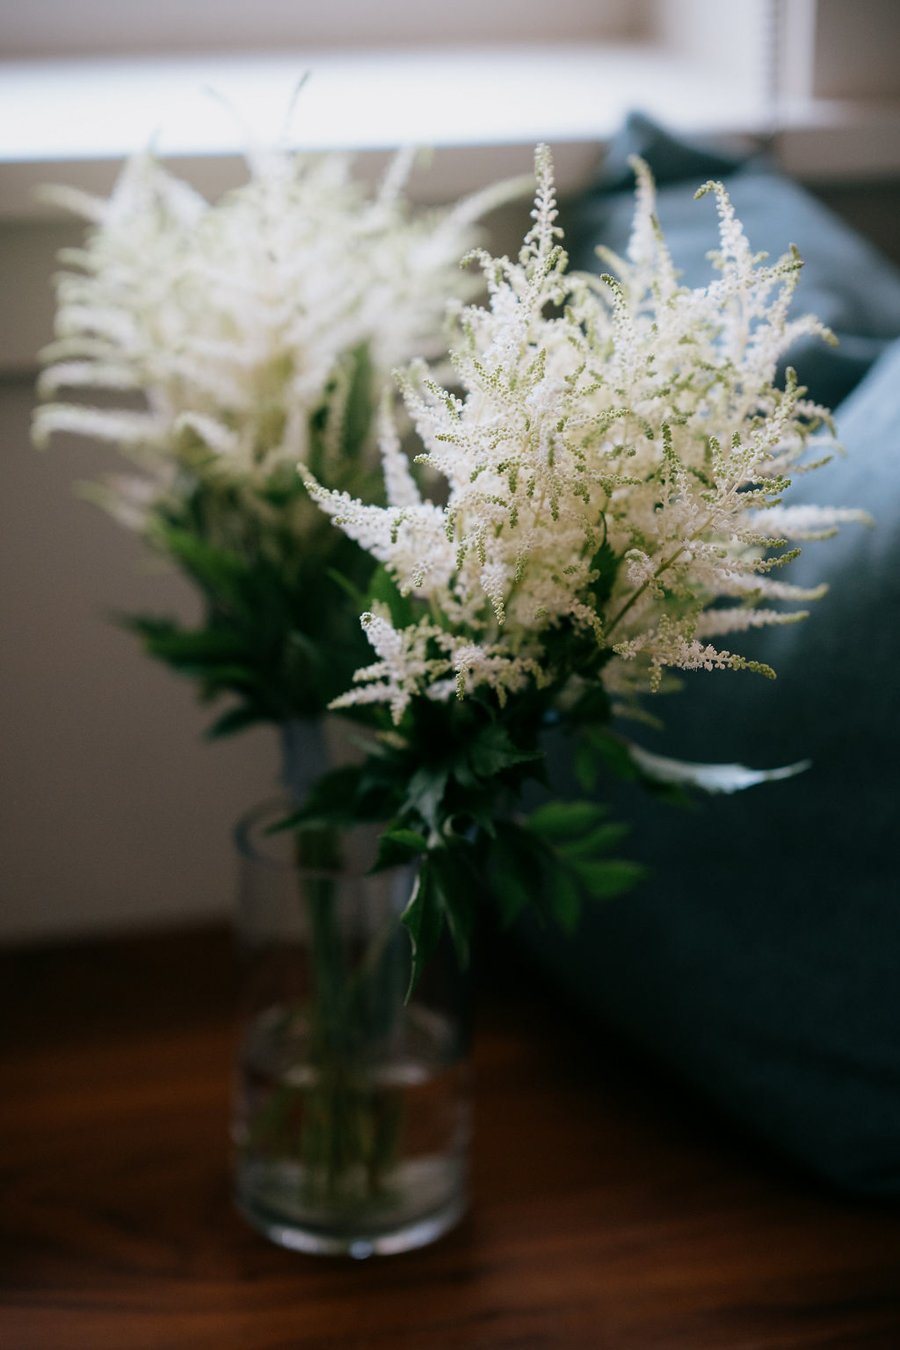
<box><xmin>35</xmin><ymin>146</ymin><xmax>489</xmax><ymax>530</ymax></box>
<box><xmin>319</xmin><ymin>147</ymin><xmax>860</xmax><ymax>722</ymax></box>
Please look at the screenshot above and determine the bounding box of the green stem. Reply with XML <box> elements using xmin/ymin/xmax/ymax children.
<box><xmin>604</xmin><ymin>541</ymin><xmax>689</xmax><ymax>639</ymax></box>
<box><xmin>292</xmin><ymin>827</ymin><xmax>404</xmax><ymax>1206</ymax></box>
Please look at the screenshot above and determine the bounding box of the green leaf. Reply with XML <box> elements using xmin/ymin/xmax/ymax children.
<box><xmin>205</xmin><ymin>704</ymin><xmax>267</xmax><ymax>739</ymax></box>
<box><xmin>384</xmin><ymin>827</ymin><xmax>429</xmax><ymax>852</ymax></box>
<box><xmin>449</xmin><ymin>801</ymin><xmax>498</xmax><ymax>839</ymax></box>
<box><xmin>370</xmin><ymin>827</ymin><xmax>429</xmax><ymax>873</ymax></box>
<box><xmin>524</xmin><ymin>796</ymin><xmax>644</xmax><ymax>920</ymax></box>
<box><xmin>195</xmin><ymin>664</ymin><xmax>259</xmax><ymax>690</ymax></box>
<box><xmin>272</xmin><ymin>764</ymin><xmax>364</xmax><ymax>830</ymax></box>
<box><xmin>568</xmin><ymin>858</ymin><xmax>646</xmax><ymax>899</ymax></box>
<box><xmin>402</xmin><ymin>765</ymin><xmax>449</xmax><ymax>832</ymax></box>
<box><xmin>545</xmin><ymin>863</ymin><xmax>582</xmax><ymax>934</ymax></box>
<box><xmin>577</xmin><ymin>727</ymin><xmax>640</xmax><ymax>782</ymax></box>
<box><xmin>160</xmin><ymin>528</ymin><xmax>252</xmax><ymax>599</ymax></box>
<box><xmin>528</xmin><ymin>800</ymin><xmax>609</xmax><ymax>841</ymax></box>
<box><xmin>556</xmin><ymin>821</ymin><xmax>630</xmax><ymax>860</ymax></box>
<box><xmin>488</xmin><ymin>821</ymin><xmax>546</xmax><ymax>928</ymax></box>
<box><xmin>340</xmin><ymin>342</ymin><xmax>375</xmax><ymax>460</ymax></box>
<box><xmin>429</xmin><ymin>847</ymin><xmax>476</xmax><ymax>969</ymax></box>
<box><xmin>123</xmin><ymin>617</ymin><xmax>266</xmax><ymax>697</ymax></box>
<box><xmin>463</xmin><ymin>723</ymin><xmax>544</xmax><ymax>782</ymax></box>
<box><xmin>125</xmin><ymin>618</ymin><xmax>245</xmax><ymax>663</ymax></box>
<box><xmin>401</xmin><ymin>859</ymin><xmax>445</xmax><ymax>999</ymax></box>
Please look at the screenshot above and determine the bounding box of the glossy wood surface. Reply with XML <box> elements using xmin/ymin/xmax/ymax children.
<box><xmin>3</xmin><ymin>927</ymin><xmax>899</xmax><ymax>1349</ymax></box>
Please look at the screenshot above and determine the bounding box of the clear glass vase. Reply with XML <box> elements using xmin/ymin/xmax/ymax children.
<box><xmin>231</xmin><ymin>800</ymin><xmax>472</xmax><ymax>1258</ymax></box>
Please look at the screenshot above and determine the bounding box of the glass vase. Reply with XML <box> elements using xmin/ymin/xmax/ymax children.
<box><xmin>231</xmin><ymin>800</ymin><xmax>472</xmax><ymax>1258</ymax></box>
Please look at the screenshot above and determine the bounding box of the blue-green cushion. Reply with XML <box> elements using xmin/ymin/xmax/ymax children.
<box><xmin>566</xmin><ymin>113</ymin><xmax>900</xmax><ymax>408</ymax></box>
<box><xmin>530</xmin><ymin>334</ymin><xmax>900</xmax><ymax>1196</ymax></box>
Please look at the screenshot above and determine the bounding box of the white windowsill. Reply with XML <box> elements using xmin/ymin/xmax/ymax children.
<box><xmin>1</xmin><ymin>43</ymin><xmax>754</xmax><ymax>218</ymax></box>
<box><xmin>3</xmin><ymin>43</ymin><xmax>899</xmax><ymax>222</ymax></box>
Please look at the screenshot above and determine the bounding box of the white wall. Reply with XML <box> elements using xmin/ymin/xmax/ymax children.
<box><xmin>0</xmin><ymin>377</ymin><xmax>276</xmax><ymax>942</ymax></box>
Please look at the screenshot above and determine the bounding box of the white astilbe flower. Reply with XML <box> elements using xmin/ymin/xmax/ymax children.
<box><xmin>751</xmin><ymin>504</ymin><xmax>872</xmax><ymax>540</ymax></box>
<box><xmin>447</xmin><ymin>639</ymin><xmax>546</xmax><ymax>704</ymax></box>
<box><xmin>376</xmin><ymin>396</ymin><xmax>423</xmax><ymax>510</ymax></box>
<box><xmin>314</xmin><ymin>146</ymin><xmax>863</xmax><ymax>721</ymax></box>
<box><xmin>33</xmin><ymin>147</ymin><xmax>498</xmax><ymax>532</ymax></box>
<box><xmin>305</xmin><ymin>477</ymin><xmax>454</xmax><ymax>597</ymax></box>
<box><xmin>330</xmin><ymin>609</ymin><xmax>452</xmax><ymax>724</ymax></box>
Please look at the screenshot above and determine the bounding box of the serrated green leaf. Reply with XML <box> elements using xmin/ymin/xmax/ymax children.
<box><xmin>464</xmin><ymin>723</ymin><xmax>543</xmax><ymax>782</ymax></box>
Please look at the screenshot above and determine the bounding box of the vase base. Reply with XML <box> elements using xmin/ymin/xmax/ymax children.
<box><xmin>235</xmin><ymin>1188</ymin><xmax>467</xmax><ymax>1259</ymax></box>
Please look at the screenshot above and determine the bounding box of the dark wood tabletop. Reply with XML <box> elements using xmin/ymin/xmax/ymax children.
<box><xmin>3</xmin><ymin>925</ymin><xmax>899</xmax><ymax>1350</ymax></box>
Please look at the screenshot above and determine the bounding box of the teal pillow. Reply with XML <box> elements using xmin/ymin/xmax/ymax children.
<box><xmin>566</xmin><ymin>113</ymin><xmax>900</xmax><ymax>407</ymax></box>
<box><xmin>528</xmin><ymin>337</ymin><xmax>900</xmax><ymax>1195</ymax></box>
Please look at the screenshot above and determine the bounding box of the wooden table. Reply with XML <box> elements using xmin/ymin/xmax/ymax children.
<box><xmin>3</xmin><ymin>927</ymin><xmax>900</xmax><ymax>1349</ymax></box>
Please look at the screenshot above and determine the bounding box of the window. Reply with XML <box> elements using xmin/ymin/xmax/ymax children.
<box><xmin>1</xmin><ymin>1</ymin><xmax>650</xmax><ymax>57</ymax></box>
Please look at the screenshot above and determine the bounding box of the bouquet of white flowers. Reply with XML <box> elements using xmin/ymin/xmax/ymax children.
<box><xmin>296</xmin><ymin>146</ymin><xmax>866</xmax><ymax>986</ymax></box>
<box><xmin>33</xmin><ymin>145</ymin><xmax>506</xmax><ymax>743</ymax></box>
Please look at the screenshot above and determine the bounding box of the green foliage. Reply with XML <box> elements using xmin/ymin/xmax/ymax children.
<box><xmin>371</xmin><ymin>827</ymin><xmax>429</xmax><ymax>872</ymax></box>
<box><xmin>279</xmin><ymin>693</ymin><xmax>645</xmax><ymax>992</ymax></box>
<box><xmin>399</xmin><ymin>862</ymin><xmax>446</xmax><ymax>999</ymax></box>
<box><xmin>489</xmin><ymin>801</ymin><xmax>644</xmax><ymax>937</ymax></box>
<box><xmin>489</xmin><ymin>821</ymin><xmax>548</xmax><ymax>927</ymax></box>
<box><xmin>400</xmin><ymin>845</ymin><xmax>477</xmax><ymax>996</ymax></box>
<box><xmin>124</xmin><ymin>471</ymin><xmax>378</xmax><ymax>731</ymax></box>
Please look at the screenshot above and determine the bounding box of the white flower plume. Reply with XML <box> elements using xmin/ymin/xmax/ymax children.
<box><xmin>33</xmin><ymin>146</ymin><xmax>491</xmax><ymax>531</ymax></box>
<box><xmin>318</xmin><ymin>146</ymin><xmax>862</xmax><ymax>722</ymax></box>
